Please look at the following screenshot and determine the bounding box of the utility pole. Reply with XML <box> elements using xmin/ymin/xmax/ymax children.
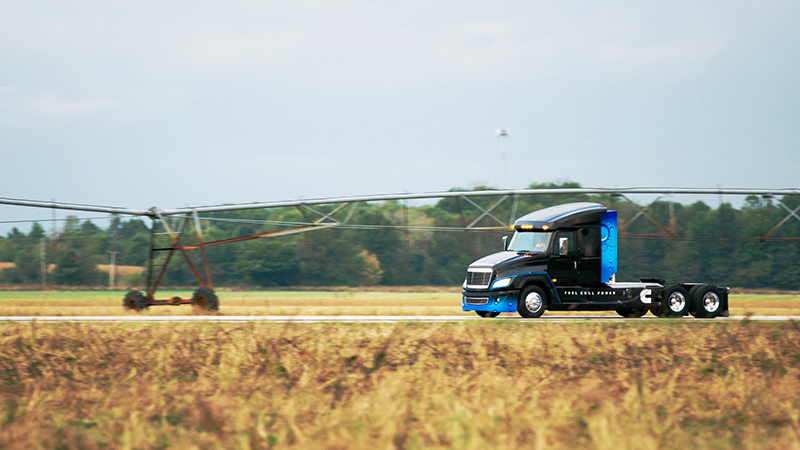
<box><xmin>495</xmin><ymin>128</ymin><xmax>510</xmax><ymax>188</ymax></box>
<box><xmin>109</xmin><ymin>251</ymin><xmax>117</xmax><ymax>288</ymax></box>
<box><xmin>40</xmin><ymin>238</ymin><xmax>47</xmax><ymax>286</ymax></box>
<box><xmin>109</xmin><ymin>215</ymin><xmax>119</xmax><ymax>288</ymax></box>
<box><xmin>51</xmin><ymin>198</ymin><xmax>56</xmax><ymax>236</ymax></box>
<box><xmin>403</xmin><ymin>193</ymin><xmax>409</xmax><ymax>243</ymax></box>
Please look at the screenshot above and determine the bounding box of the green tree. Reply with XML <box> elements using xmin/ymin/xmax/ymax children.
<box><xmin>296</xmin><ymin>229</ymin><xmax>368</xmax><ymax>286</ymax></box>
<box><xmin>52</xmin><ymin>249</ymin><xmax>103</xmax><ymax>286</ymax></box>
<box><xmin>0</xmin><ymin>223</ymin><xmax>47</xmax><ymax>285</ymax></box>
<box><xmin>235</xmin><ymin>239</ymin><xmax>300</xmax><ymax>286</ymax></box>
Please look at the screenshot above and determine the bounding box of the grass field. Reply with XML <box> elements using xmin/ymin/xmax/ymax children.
<box><xmin>0</xmin><ymin>289</ymin><xmax>798</xmax><ymax>317</ymax></box>
<box><xmin>1</xmin><ymin>321</ymin><xmax>800</xmax><ymax>449</ymax></box>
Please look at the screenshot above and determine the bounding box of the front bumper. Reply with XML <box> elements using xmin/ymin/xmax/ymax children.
<box><xmin>462</xmin><ymin>289</ymin><xmax>520</xmax><ymax>313</ymax></box>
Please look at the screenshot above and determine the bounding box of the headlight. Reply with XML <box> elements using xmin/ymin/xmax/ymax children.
<box><xmin>463</xmin><ymin>278</ymin><xmax>467</xmax><ymax>289</ymax></box>
<box><xmin>491</xmin><ymin>277</ymin><xmax>512</xmax><ymax>289</ymax></box>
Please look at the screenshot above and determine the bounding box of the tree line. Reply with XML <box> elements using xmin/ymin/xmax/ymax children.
<box><xmin>1</xmin><ymin>182</ymin><xmax>798</xmax><ymax>289</ymax></box>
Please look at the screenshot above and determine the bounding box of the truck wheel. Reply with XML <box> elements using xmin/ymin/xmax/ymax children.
<box><xmin>656</xmin><ymin>285</ymin><xmax>690</xmax><ymax>318</ymax></box>
<box><xmin>476</xmin><ymin>311</ymin><xmax>500</xmax><ymax>318</ymax></box>
<box><xmin>687</xmin><ymin>285</ymin><xmax>703</xmax><ymax>317</ymax></box>
<box><xmin>690</xmin><ymin>285</ymin><xmax>721</xmax><ymax>318</ymax></box>
<box><xmin>518</xmin><ymin>286</ymin><xmax>547</xmax><ymax>318</ymax></box>
<box><xmin>123</xmin><ymin>290</ymin><xmax>148</xmax><ymax>311</ymax></box>
<box><xmin>191</xmin><ymin>287</ymin><xmax>219</xmax><ymax>311</ymax></box>
<box><xmin>615</xmin><ymin>307</ymin><xmax>647</xmax><ymax>318</ymax></box>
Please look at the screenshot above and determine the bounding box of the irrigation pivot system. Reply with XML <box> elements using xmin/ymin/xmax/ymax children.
<box><xmin>1</xmin><ymin>187</ymin><xmax>799</xmax><ymax>311</ymax></box>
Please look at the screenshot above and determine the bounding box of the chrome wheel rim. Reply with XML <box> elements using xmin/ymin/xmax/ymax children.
<box><xmin>702</xmin><ymin>292</ymin><xmax>720</xmax><ymax>312</ymax></box>
<box><xmin>668</xmin><ymin>292</ymin><xmax>686</xmax><ymax>312</ymax></box>
<box><xmin>525</xmin><ymin>292</ymin><xmax>543</xmax><ymax>313</ymax></box>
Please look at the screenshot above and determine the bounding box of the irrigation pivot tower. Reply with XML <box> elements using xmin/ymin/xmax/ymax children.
<box><xmin>2</xmin><ymin>186</ymin><xmax>800</xmax><ymax>311</ymax></box>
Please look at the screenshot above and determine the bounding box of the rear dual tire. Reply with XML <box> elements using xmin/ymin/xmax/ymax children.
<box><xmin>654</xmin><ymin>285</ymin><xmax>691</xmax><ymax>318</ymax></box>
<box><xmin>688</xmin><ymin>285</ymin><xmax>722</xmax><ymax>318</ymax></box>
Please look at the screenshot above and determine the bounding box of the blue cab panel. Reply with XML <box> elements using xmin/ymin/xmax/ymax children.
<box><xmin>462</xmin><ymin>293</ymin><xmax>518</xmax><ymax>313</ymax></box>
<box><xmin>600</xmin><ymin>211</ymin><xmax>618</xmax><ymax>283</ymax></box>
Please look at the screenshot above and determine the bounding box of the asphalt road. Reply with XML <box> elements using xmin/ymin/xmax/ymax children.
<box><xmin>0</xmin><ymin>315</ymin><xmax>796</xmax><ymax>323</ymax></box>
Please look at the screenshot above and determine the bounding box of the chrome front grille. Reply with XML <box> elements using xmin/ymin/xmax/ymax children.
<box><xmin>466</xmin><ymin>268</ymin><xmax>492</xmax><ymax>289</ymax></box>
<box><xmin>465</xmin><ymin>297</ymin><xmax>489</xmax><ymax>305</ymax></box>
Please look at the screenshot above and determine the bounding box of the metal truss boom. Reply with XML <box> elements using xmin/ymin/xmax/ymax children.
<box><xmin>2</xmin><ymin>188</ymin><xmax>800</xmax><ymax>218</ymax></box>
<box><xmin>5</xmin><ymin>186</ymin><xmax>800</xmax><ymax>307</ymax></box>
<box><xmin>162</xmin><ymin>188</ymin><xmax>800</xmax><ymax>216</ymax></box>
<box><xmin>0</xmin><ymin>197</ymin><xmax>151</xmax><ymax>216</ymax></box>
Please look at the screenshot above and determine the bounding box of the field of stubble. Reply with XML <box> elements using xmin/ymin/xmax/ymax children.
<box><xmin>1</xmin><ymin>320</ymin><xmax>800</xmax><ymax>449</ymax></box>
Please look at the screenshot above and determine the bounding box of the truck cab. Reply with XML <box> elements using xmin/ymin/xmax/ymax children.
<box><xmin>462</xmin><ymin>202</ymin><xmax>729</xmax><ymax>318</ymax></box>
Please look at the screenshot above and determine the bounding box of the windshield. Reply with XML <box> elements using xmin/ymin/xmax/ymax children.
<box><xmin>507</xmin><ymin>231</ymin><xmax>550</xmax><ymax>253</ymax></box>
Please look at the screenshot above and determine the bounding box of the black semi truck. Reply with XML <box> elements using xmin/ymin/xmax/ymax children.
<box><xmin>462</xmin><ymin>202</ymin><xmax>729</xmax><ymax>318</ymax></box>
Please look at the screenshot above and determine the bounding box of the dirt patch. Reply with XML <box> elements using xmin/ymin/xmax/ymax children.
<box><xmin>96</xmin><ymin>265</ymin><xmax>145</xmax><ymax>276</ymax></box>
<box><xmin>732</xmin><ymin>288</ymin><xmax>800</xmax><ymax>295</ymax></box>
<box><xmin>0</xmin><ymin>262</ymin><xmax>144</xmax><ymax>277</ymax></box>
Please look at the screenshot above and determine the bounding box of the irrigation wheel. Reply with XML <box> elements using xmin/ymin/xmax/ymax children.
<box><xmin>123</xmin><ymin>290</ymin><xmax>148</xmax><ymax>311</ymax></box>
<box><xmin>191</xmin><ymin>287</ymin><xmax>219</xmax><ymax>311</ymax></box>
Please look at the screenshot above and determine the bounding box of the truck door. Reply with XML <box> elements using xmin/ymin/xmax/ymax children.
<box><xmin>576</xmin><ymin>227</ymin><xmax>601</xmax><ymax>284</ymax></box>
<box><xmin>548</xmin><ymin>231</ymin><xmax>578</xmax><ymax>285</ymax></box>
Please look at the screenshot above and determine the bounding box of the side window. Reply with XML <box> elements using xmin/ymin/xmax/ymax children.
<box><xmin>579</xmin><ymin>227</ymin><xmax>600</xmax><ymax>257</ymax></box>
<box><xmin>554</xmin><ymin>231</ymin><xmax>575</xmax><ymax>256</ymax></box>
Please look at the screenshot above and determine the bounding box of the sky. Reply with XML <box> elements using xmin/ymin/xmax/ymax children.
<box><xmin>1</xmin><ymin>1</ymin><xmax>799</xmax><ymax>231</ymax></box>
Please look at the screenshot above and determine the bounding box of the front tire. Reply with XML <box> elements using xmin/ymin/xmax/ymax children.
<box><xmin>518</xmin><ymin>286</ymin><xmax>547</xmax><ymax>318</ymax></box>
<box><xmin>476</xmin><ymin>311</ymin><xmax>500</xmax><ymax>318</ymax></box>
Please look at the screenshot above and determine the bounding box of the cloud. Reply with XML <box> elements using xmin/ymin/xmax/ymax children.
<box><xmin>0</xmin><ymin>2</ymin><xmax>737</xmax><ymax>95</ymax></box>
<box><xmin>24</xmin><ymin>98</ymin><xmax>119</xmax><ymax>117</ymax></box>
<box><xmin>0</xmin><ymin>91</ymin><xmax>119</xmax><ymax>118</ymax></box>
<box><xmin>157</xmin><ymin>2</ymin><xmax>729</xmax><ymax>90</ymax></box>
<box><xmin>0</xmin><ymin>0</ymin><xmax>796</xmax><ymax>211</ymax></box>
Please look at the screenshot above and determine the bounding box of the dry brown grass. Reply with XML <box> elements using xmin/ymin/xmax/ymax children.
<box><xmin>96</xmin><ymin>265</ymin><xmax>145</xmax><ymax>276</ymax></box>
<box><xmin>1</xmin><ymin>321</ymin><xmax>800</xmax><ymax>449</ymax></box>
<box><xmin>0</xmin><ymin>263</ymin><xmax>145</xmax><ymax>275</ymax></box>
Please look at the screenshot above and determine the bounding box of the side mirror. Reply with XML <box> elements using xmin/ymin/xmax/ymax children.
<box><xmin>502</xmin><ymin>235</ymin><xmax>509</xmax><ymax>251</ymax></box>
<box><xmin>559</xmin><ymin>237</ymin><xmax>569</xmax><ymax>256</ymax></box>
